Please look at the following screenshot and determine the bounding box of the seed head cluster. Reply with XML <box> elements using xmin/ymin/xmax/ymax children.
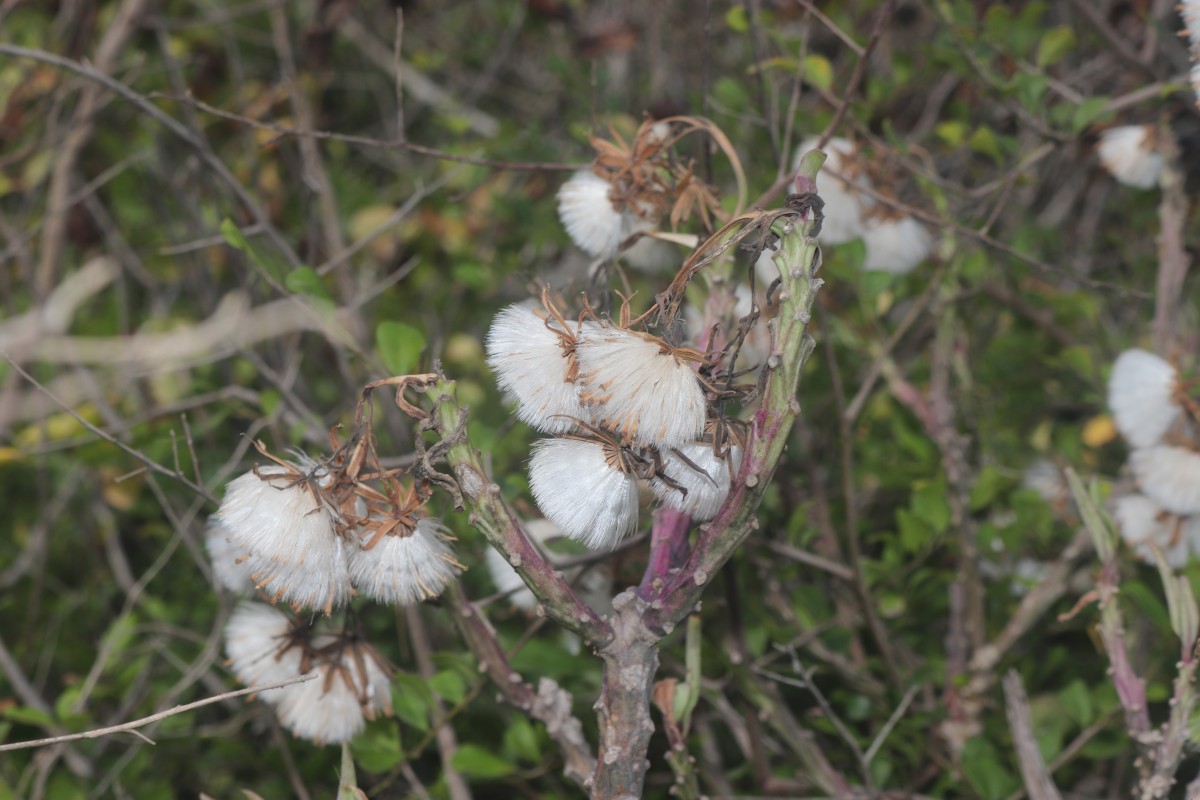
<box><xmin>1106</xmin><ymin>349</ymin><xmax>1200</xmax><ymax>565</ymax></box>
<box><xmin>487</xmin><ymin>295</ymin><xmax>742</xmax><ymax>550</ymax></box>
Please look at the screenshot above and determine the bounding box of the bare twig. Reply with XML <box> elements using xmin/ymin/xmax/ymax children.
<box><xmin>0</xmin><ymin>673</ymin><xmax>318</xmax><ymax>752</ymax></box>
<box><xmin>1003</xmin><ymin>670</ymin><xmax>1064</xmax><ymax>800</ymax></box>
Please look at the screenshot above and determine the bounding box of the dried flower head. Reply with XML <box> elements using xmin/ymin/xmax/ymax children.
<box><xmin>557</xmin><ymin>169</ymin><xmax>645</xmax><ymax>259</ymax></box>
<box><xmin>862</xmin><ymin>214</ymin><xmax>933</xmax><ymax>274</ymax></box>
<box><xmin>224</xmin><ymin>601</ymin><xmax>306</xmax><ymax>689</ymax></box>
<box><xmin>273</xmin><ymin>633</ymin><xmax>394</xmax><ymax>744</ymax></box>
<box><xmin>1107</xmin><ymin>349</ymin><xmax>1180</xmax><ymax>449</ymax></box>
<box><xmin>205</xmin><ymin>516</ymin><xmax>256</xmax><ymax>594</ymax></box>
<box><xmin>1113</xmin><ymin>493</ymin><xmax>1192</xmax><ymax>568</ymax></box>
<box><xmin>528</xmin><ymin>437</ymin><xmax>640</xmax><ymax>549</ymax></box>
<box><xmin>349</xmin><ymin>516</ymin><xmax>463</xmax><ymax>606</ymax></box>
<box><xmin>1097</xmin><ymin>125</ymin><xmax>1163</xmax><ymax>189</ymax></box>
<box><xmin>217</xmin><ymin>458</ymin><xmax>354</xmax><ymax>615</ymax></box>
<box><xmin>650</xmin><ymin>442</ymin><xmax>741</xmax><ymax>521</ymax></box>
<box><xmin>575</xmin><ymin>324</ymin><xmax>707</xmax><ymax>450</ymax></box>
<box><xmin>486</xmin><ymin>302</ymin><xmax>593</xmax><ymax>434</ymax></box>
<box><xmin>1130</xmin><ymin>445</ymin><xmax>1200</xmax><ymax>516</ymax></box>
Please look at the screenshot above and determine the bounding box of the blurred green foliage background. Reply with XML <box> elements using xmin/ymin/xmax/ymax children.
<box><xmin>1</xmin><ymin>0</ymin><xmax>1198</xmax><ymax>797</ymax></box>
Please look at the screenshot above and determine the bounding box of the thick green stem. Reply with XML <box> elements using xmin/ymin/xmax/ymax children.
<box><xmin>429</xmin><ymin>381</ymin><xmax>613</xmax><ymax>645</ymax></box>
<box><xmin>645</xmin><ymin>195</ymin><xmax>823</xmax><ymax>634</ymax></box>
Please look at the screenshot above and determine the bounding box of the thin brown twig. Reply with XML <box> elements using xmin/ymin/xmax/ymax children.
<box><xmin>1</xmin><ymin>356</ymin><xmax>218</xmax><ymax>505</ymax></box>
<box><xmin>0</xmin><ymin>673</ymin><xmax>318</xmax><ymax>752</ymax></box>
<box><xmin>173</xmin><ymin>91</ymin><xmax>583</xmax><ymax>172</ymax></box>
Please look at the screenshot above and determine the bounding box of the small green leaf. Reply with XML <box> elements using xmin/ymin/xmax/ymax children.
<box><xmin>502</xmin><ymin>717</ymin><xmax>541</xmax><ymax>764</ymax></box>
<box><xmin>284</xmin><ymin>266</ymin><xmax>332</xmax><ymax>302</ymax></box>
<box><xmin>375</xmin><ymin>322</ymin><xmax>426</xmax><ymax>375</ymax></box>
<box><xmin>725</xmin><ymin>6</ymin><xmax>748</xmax><ymax>32</ymax></box>
<box><xmin>351</xmin><ymin>723</ymin><xmax>404</xmax><ymax>773</ymax></box>
<box><xmin>391</xmin><ymin>674</ymin><xmax>432</xmax><ymax>732</ymax></box>
<box><xmin>2</xmin><ymin>705</ymin><xmax>55</xmax><ymax>728</ymax></box>
<box><xmin>935</xmin><ymin>120</ymin><xmax>967</xmax><ymax>148</ymax></box>
<box><xmin>912</xmin><ymin>480</ymin><xmax>950</xmax><ymax>534</ymax></box>
<box><xmin>968</xmin><ymin>126</ymin><xmax>1003</xmax><ymax>164</ymax></box>
<box><xmin>1059</xmin><ymin>679</ymin><xmax>1093</xmax><ymax>726</ymax></box>
<box><xmin>1070</xmin><ymin>97</ymin><xmax>1112</xmax><ymax>134</ymax></box>
<box><xmin>219</xmin><ymin>218</ymin><xmax>250</xmax><ymax>251</ymax></box>
<box><xmin>429</xmin><ymin>670</ymin><xmax>467</xmax><ymax>705</ymax></box>
<box><xmin>1036</xmin><ymin>26</ymin><xmax>1076</xmax><ymax>67</ymax></box>
<box><xmin>450</xmin><ymin>744</ymin><xmax>515</xmax><ymax>779</ymax></box>
<box><xmin>802</xmin><ymin>54</ymin><xmax>833</xmax><ymax>93</ymax></box>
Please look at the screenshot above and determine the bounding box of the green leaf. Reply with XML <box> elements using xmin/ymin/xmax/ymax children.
<box><xmin>284</xmin><ymin>266</ymin><xmax>332</xmax><ymax>302</ymax></box>
<box><xmin>350</xmin><ymin>723</ymin><xmax>404</xmax><ymax>773</ymax></box>
<box><xmin>725</xmin><ymin>6</ymin><xmax>748</xmax><ymax>32</ymax></box>
<box><xmin>1036</xmin><ymin>26</ymin><xmax>1076</xmax><ymax>67</ymax></box>
<box><xmin>375</xmin><ymin>322</ymin><xmax>426</xmax><ymax>375</ymax></box>
<box><xmin>450</xmin><ymin>744</ymin><xmax>515</xmax><ymax>779</ymax></box>
<box><xmin>502</xmin><ymin>717</ymin><xmax>541</xmax><ymax>764</ymax></box>
<box><xmin>935</xmin><ymin>120</ymin><xmax>967</xmax><ymax>148</ymax></box>
<box><xmin>802</xmin><ymin>54</ymin><xmax>833</xmax><ymax>93</ymax></box>
<box><xmin>968</xmin><ymin>126</ymin><xmax>1003</xmax><ymax>164</ymax></box>
<box><xmin>429</xmin><ymin>670</ymin><xmax>467</xmax><ymax>705</ymax></box>
<box><xmin>1059</xmin><ymin>679</ymin><xmax>1093</xmax><ymax>726</ymax></box>
<box><xmin>2</xmin><ymin>705</ymin><xmax>55</xmax><ymax>729</ymax></box>
<box><xmin>912</xmin><ymin>480</ymin><xmax>951</xmax><ymax>534</ymax></box>
<box><xmin>391</xmin><ymin>674</ymin><xmax>433</xmax><ymax>732</ymax></box>
<box><xmin>1070</xmin><ymin>96</ymin><xmax>1111</xmax><ymax>134</ymax></box>
<box><xmin>961</xmin><ymin>738</ymin><xmax>1018</xmax><ymax>800</ymax></box>
<box><xmin>969</xmin><ymin>466</ymin><xmax>1007</xmax><ymax>511</ymax></box>
<box><xmin>220</xmin><ymin>218</ymin><xmax>277</xmax><ymax>276</ymax></box>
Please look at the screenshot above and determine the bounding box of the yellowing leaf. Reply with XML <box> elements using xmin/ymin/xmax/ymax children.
<box><xmin>1082</xmin><ymin>414</ymin><xmax>1117</xmax><ymax>448</ymax></box>
<box><xmin>0</xmin><ymin>446</ymin><xmax>24</xmax><ymax>463</ymax></box>
<box><xmin>802</xmin><ymin>55</ymin><xmax>833</xmax><ymax>93</ymax></box>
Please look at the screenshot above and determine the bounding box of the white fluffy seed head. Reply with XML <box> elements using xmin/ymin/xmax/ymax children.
<box><xmin>274</xmin><ymin>657</ymin><xmax>365</xmax><ymax>745</ymax></box>
<box><xmin>1113</xmin><ymin>493</ymin><xmax>1190</xmax><ymax>568</ymax></box>
<box><xmin>528</xmin><ymin>438</ymin><xmax>639</xmax><ymax>550</ymax></box>
<box><xmin>1130</xmin><ymin>445</ymin><xmax>1200</xmax><ymax>516</ymax></box>
<box><xmin>206</xmin><ymin>517</ymin><xmax>256</xmax><ymax>594</ymax></box>
<box><xmin>558</xmin><ymin>170</ymin><xmax>630</xmax><ymax>258</ymax></box>
<box><xmin>1097</xmin><ymin>125</ymin><xmax>1163</xmax><ymax>189</ymax></box>
<box><xmin>486</xmin><ymin>304</ymin><xmax>591</xmax><ymax>434</ymax></box>
<box><xmin>348</xmin><ymin>518</ymin><xmax>462</xmax><ymax>606</ymax></box>
<box><xmin>1021</xmin><ymin>459</ymin><xmax>1070</xmax><ymax>514</ymax></box>
<box><xmin>861</xmin><ymin>215</ymin><xmax>933</xmax><ymax>274</ymax></box>
<box><xmin>651</xmin><ymin>443</ymin><xmax>742</xmax><ymax>521</ymax></box>
<box><xmin>576</xmin><ymin>326</ymin><xmax>707</xmax><ymax>449</ymax></box>
<box><xmin>795</xmin><ymin>136</ymin><xmax>872</xmax><ymax>244</ymax></box>
<box><xmin>224</xmin><ymin>601</ymin><xmax>303</xmax><ymax>689</ymax></box>
<box><xmin>1108</xmin><ymin>349</ymin><xmax>1180</xmax><ymax>448</ymax></box>
<box><xmin>217</xmin><ymin>465</ymin><xmax>354</xmax><ymax>614</ymax></box>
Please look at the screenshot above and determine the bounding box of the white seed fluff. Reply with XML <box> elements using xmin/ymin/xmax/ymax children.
<box><xmin>528</xmin><ymin>438</ymin><xmax>639</xmax><ymax>550</ymax></box>
<box><xmin>218</xmin><ymin>465</ymin><xmax>354</xmax><ymax>614</ymax></box>
<box><xmin>348</xmin><ymin>518</ymin><xmax>462</xmax><ymax>606</ymax></box>
<box><xmin>205</xmin><ymin>517</ymin><xmax>256</xmax><ymax>594</ymax></box>
<box><xmin>486</xmin><ymin>303</ymin><xmax>591</xmax><ymax>434</ymax></box>
<box><xmin>576</xmin><ymin>326</ymin><xmax>707</xmax><ymax>449</ymax></box>
<box><xmin>1113</xmin><ymin>493</ymin><xmax>1190</xmax><ymax>568</ymax></box>
<box><xmin>1131</xmin><ymin>445</ymin><xmax>1200</xmax><ymax>516</ymax></box>
<box><xmin>557</xmin><ymin>170</ymin><xmax>629</xmax><ymax>258</ymax></box>
<box><xmin>794</xmin><ymin>136</ymin><xmax>872</xmax><ymax>245</ymax></box>
<box><xmin>862</xmin><ymin>216</ymin><xmax>934</xmax><ymax>274</ymax></box>
<box><xmin>1097</xmin><ymin>125</ymin><xmax>1163</xmax><ymax>189</ymax></box>
<box><xmin>224</xmin><ymin>601</ymin><xmax>302</xmax><ymax>690</ymax></box>
<box><xmin>275</xmin><ymin>656</ymin><xmax>365</xmax><ymax>744</ymax></box>
<box><xmin>651</xmin><ymin>443</ymin><xmax>741</xmax><ymax>521</ymax></box>
<box><xmin>1107</xmin><ymin>349</ymin><xmax>1180</xmax><ymax>449</ymax></box>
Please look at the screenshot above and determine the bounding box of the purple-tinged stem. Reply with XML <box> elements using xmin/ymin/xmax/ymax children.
<box><xmin>637</xmin><ymin>507</ymin><xmax>693</xmax><ymax>601</ymax></box>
